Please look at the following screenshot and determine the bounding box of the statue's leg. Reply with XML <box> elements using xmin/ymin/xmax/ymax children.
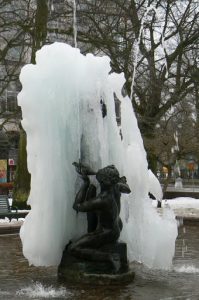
<box><xmin>70</xmin><ymin>228</ymin><xmax>119</xmax><ymax>250</ymax></box>
<box><xmin>87</xmin><ymin>212</ymin><xmax>98</xmax><ymax>233</ymax></box>
<box><xmin>72</xmin><ymin>246</ymin><xmax>112</xmax><ymax>263</ymax></box>
<box><xmin>69</xmin><ymin>229</ymin><xmax>120</xmax><ymax>271</ymax></box>
<box><xmin>86</xmin><ymin>184</ymin><xmax>97</xmax><ymax>233</ymax></box>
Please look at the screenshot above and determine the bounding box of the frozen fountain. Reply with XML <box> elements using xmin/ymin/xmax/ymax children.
<box><xmin>18</xmin><ymin>42</ymin><xmax>177</xmax><ymax>272</ymax></box>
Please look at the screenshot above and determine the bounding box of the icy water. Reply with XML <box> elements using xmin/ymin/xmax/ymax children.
<box><xmin>0</xmin><ymin>221</ymin><xmax>199</xmax><ymax>300</ymax></box>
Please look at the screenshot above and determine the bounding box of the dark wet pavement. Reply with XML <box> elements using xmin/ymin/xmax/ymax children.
<box><xmin>0</xmin><ymin>222</ymin><xmax>199</xmax><ymax>300</ymax></box>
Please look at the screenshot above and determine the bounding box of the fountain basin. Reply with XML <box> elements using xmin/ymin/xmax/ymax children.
<box><xmin>1</xmin><ymin>220</ymin><xmax>199</xmax><ymax>300</ymax></box>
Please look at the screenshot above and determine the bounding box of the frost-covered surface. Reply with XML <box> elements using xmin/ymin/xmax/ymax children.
<box><xmin>18</xmin><ymin>42</ymin><xmax>177</xmax><ymax>269</ymax></box>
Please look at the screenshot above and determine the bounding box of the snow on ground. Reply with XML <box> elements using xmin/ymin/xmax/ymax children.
<box><xmin>165</xmin><ymin>197</ymin><xmax>199</xmax><ymax>209</ymax></box>
<box><xmin>0</xmin><ymin>211</ymin><xmax>28</xmax><ymax>225</ymax></box>
<box><xmin>0</xmin><ymin>218</ymin><xmax>25</xmax><ymax>224</ymax></box>
<box><xmin>152</xmin><ymin>197</ymin><xmax>199</xmax><ymax>209</ymax></box>
<box><xmin>0</xmin><ymin>218</ymin><xmax>24</xmax><ymax>226</ymax></box>
<box><xmin>152</xmin><ymin>197</ymin><xmax>199</xmax><ymax>219</ymax></box>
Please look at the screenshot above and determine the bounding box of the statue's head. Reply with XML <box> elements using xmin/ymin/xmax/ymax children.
<box><xmin>96</xmin><ymin>165</ymin><xmax>120</xmax><ymax>186</ymax></box>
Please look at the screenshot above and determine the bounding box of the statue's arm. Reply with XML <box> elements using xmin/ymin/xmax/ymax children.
<box><xmin>76</xmin><ymin>196</ymin><xmax>105</xmax><ymax>212</ymax></box>
<box><xmin>73</xmin><ymin>178</ymin><xmax>90</xmax><ymax>211</ymax></box>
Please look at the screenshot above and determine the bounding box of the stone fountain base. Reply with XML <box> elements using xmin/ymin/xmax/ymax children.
<box><xmin>58</xmin><ymin>241</ymin><xmax>135</xmax><ymax>285</ymax></box>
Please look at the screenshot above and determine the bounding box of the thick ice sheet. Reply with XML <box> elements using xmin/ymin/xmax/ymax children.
<box><xmin>18</xmin><ymin>43</ymin><xmax>177</xmax><ymax>268</ymax></box>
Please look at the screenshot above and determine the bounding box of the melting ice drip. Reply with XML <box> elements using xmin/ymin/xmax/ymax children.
<box><xmin>18</xmin><ymin>43</ymin><xmax>177</xmax><ymax>269</ymax></box>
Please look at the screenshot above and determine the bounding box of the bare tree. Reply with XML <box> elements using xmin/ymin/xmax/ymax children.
<box><xmin>146</xmin><ymin>96</ymin><xmax>199</xmax><ymax>192</ymax></box>
<box><xmin>64</xmin><ymin>0</ymin><xmax>199</xmax><ymax>171</ymax></box>
<box><xmin>1</xmin><ymin>0</ymin><xmax>198</xmax><ymax>201</ymax></box>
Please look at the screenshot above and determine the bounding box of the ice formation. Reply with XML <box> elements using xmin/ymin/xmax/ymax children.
<box><xmin>148</xmin><ymin>169</ymin><xmax>163</xmax><ymax>201</ymax></box>
<box><xmin>18</xmin><ymin>42</ymin><xmax>177</xmax><ymax>269</ymax></box>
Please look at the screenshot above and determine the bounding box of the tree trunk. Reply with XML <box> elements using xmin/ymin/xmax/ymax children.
<box><xmin>147</xmin><ymin>150</ymin><xmax>158</xmax><ymax>174</ymax></box>
<box><xmin>31</xmin><ymin>0</ymin><xmax>48</xmax><ymax>63</ymax></box>
<box><xmin>13</xmin><ymin>128</ymin><xmax>31</xmax><ymax>207</ymax></box>
<box><xmin>14</xmin><ymin>1</ymin><xmax>48</xmax><ymax>206</ymax></box>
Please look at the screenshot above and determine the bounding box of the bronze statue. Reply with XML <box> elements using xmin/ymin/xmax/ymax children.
<box><xmin>69</xmin><ymin>162</ymin><xmax>131</xmax><ymax>271</ymax></box>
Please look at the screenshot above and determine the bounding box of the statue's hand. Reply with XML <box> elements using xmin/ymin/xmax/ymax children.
<box><xmin>73</xmin><ymin>202</ymin><xmax>80</xmax><ymax>212</ymax></box>
<box><xmin>72</xmin><ymin>162</ymin><xmax>96</xmax><ymax>177</ymax></box>
<box><xmin>72</xmin><ymin>162</ymin><xmax>82</xmax><ymax>175</ymax></box>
